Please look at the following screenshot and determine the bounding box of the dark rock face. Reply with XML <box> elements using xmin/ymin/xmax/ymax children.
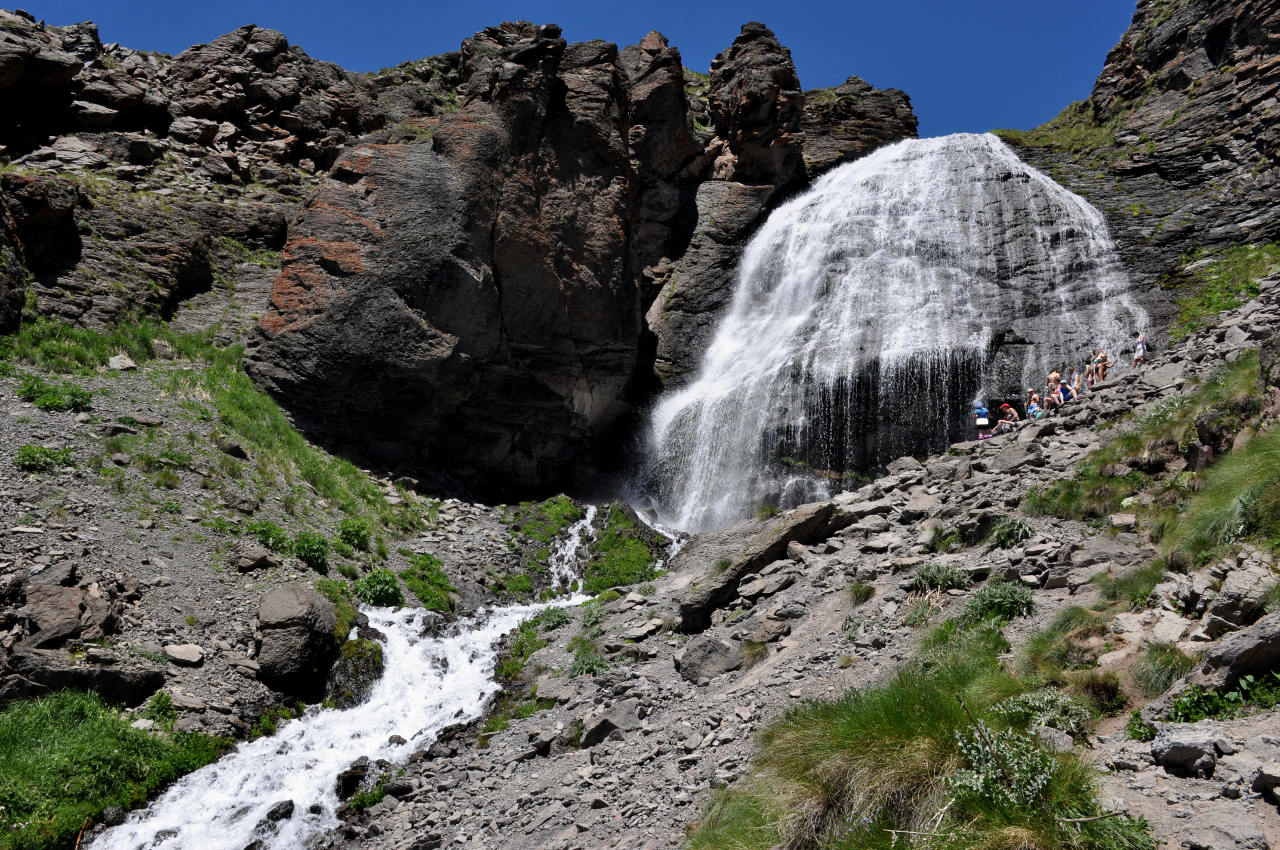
<box><xmin>801</xmin><ymin>76</ymin><xmax>918</xmax><ymax>179</ymax></box>
<box><xmin>255</xmin><ymin>584</ymin><xmax>339</xmax><ymax>697</ymax></box>
<box><xmin>0</xmin><ymin>203</ymin><xmax>22</xmax><ymax>333</ymax></box>
<box><xmin>248</xmin><ymin>23</ymin><xmax>665</xmax><ymax>494</ymax></box>
<box><xmin>0</xmin><ymin>648</ymin><xmax>164</xmax><ymax>706</ymax></box>
<box><xmin>1006</xmin><ymin>0</ymin><xmax>1280</xmax><ymax>289</ymax></box>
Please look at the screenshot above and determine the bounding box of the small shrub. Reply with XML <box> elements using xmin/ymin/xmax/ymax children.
<box><xmin>962</xmin><ymin>580</ymin><xmax>1035</xmax><ymax>623</ymax></box>
<box><xmin>847</xmin><ymin>580</ymin><xmax>874</xmax><ymax>606</ymax></box>
<box><xmin>292</xmin><ymin>531</ymin><xmax>329</xmax><ymax>573</ymax></box>
<box><xmin>152</xmin><ymin>468</ymin><xmax>180</xmax><ymax>490</ymax></box>
<box><xmin>580</xmin><ymin>600</ymin><xmax>607</xmax><ymax>630</ymax></box>
<box><xmin>248</xmin><ymin>520</ymin><xmax>292</xmax><ymax>552</ymax></box>
<box><xmin>907</xmin><ymin>562</ymin><xmax>972</xmax><ymax>592</ymax></box>
<box><xmin>538</xmin><ymin>607</ymin><xmax>570</xmax><ymax>631</ymax></box>
<box><xmin>337</xmin><ymin>517</ymin><xmax>372</xmax><ymax>551</ymax></box>
<box><xmin>497</xmin><ymin>619</ymin><xmax>548</xmax><ymax>680</ymax></box>
<box><xmin>17</xmin><ymin>373</ymin><xmax>92</xmax><ymax>412</ymax></box>
<box><xmin>992</xmin><ymin>687</ymin><xmax>1094</xmax><ymax>740</ymax></box>
<box><xmin>352</xmin><ymin>569</ymin><xmax>404</xmax><ymax>607</ymax></box>
<box><xmin>1125</xmin><ymin>710</ymin><xmax>1157</xmax><ymax>742</ymax></box>
<box><xmin>159</xmin><ymin>499</ymin><xmax>182</xmax><ymax>514</ymax></box>
<box><xmin>948</xmin><ymin>722</ymin><xmax>1057</xmax><ymax>810</ymax></box>
<box><xmin>347</xmin><ymin>782</ymin><xmax>386</xmax><ymax>811</ymax></box>
<box><xmin>755</xmin><ymin>502</ymin><xmax>780</xmax><ymax>520</ymax></box>
<box><xmin>987</xmin><ymin>517</ymin><xmax>1034</xmax><ymax>548</ymax></box>
<box><xmin>568</xmin><ymin>644</ymin><xmax>609</xmax><ymax>677</ymax></box>
<box><xmin>1133</xmin><ymin>642</ymin><xmax>1197</xmax><ymax>698</ymax></box>
<box><xmin>1166</xmin><ymin>672</ymin><xmax>1280</xmax><ymax>722</ymax></box>
<box><xmin>15</xmin><ymin>444</ymin><xmax>73</xmax><ymax>472</ymax></box>
<box><xmin>337</xmin><ymin>563</ymin><xmax>359</xmax><ymax>580</ymax></box>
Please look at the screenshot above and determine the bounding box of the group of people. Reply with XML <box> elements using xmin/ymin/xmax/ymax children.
<box><xmin>971</xmin><ymin>332</ymin><xmax>1148</xmax><ymax>440</ymax></box>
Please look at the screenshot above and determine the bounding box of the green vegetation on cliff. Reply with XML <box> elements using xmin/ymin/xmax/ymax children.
<box><xmin>994</xmin><ymin>101</ymin><xmax>1119</xmax><ymax>158</ymax></box>
<box><xmin>1164</xmin><ymin>243</ymin><xmax>1280</xmax><ymax>340</ymax></box>
<box><xmin>583</xmin><ymin>505</ymin><xmax>660</xmax><ymax>593</ymax></box>
<box><xmin>0</xmin><ymin>691</ymin><xmax>228</xmax><ymax>850</ymax></box>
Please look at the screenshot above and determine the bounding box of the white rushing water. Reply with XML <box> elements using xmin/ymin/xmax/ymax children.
<box><xmin>548</xmin><ymin>504</ymin><xmax>597</xmax><ymax>587</ymax></box>
<box><xmin>92</xmin><ymin>602</ymin><xmax>567</xmax><ymax>850</ymax></box>
<box><xmin>649</xmin><ymin>133</ymin><xmax>1147</xmax><ymax>532</ymax></box>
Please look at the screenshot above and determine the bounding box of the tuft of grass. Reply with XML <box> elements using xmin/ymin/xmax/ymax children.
<box><xmin>1166</xmin><ymin>671</ymin><xmax>1280</xmax><ymax>722</ymax></box>
<box><xmin>1133</xmin><ymin>642</ymin><xmax>1197</xmax><ymax>698</ymax></box>
<box><xmin>352</xmin><ymin>569</ymin><xmax>404</xmax><ymax>607</ymax></box>
<box><xmin>847</xmin><ymin>580</ymin><xmax>875</xmax><ymax>606</ymax></box>
<box><xmin>337</xmin><ymin>517</ymin><xmax>372</xmax><ymax>552</ymax></box>
<box><xmin>962</xmin><ymin>580</ymin><xmax>1035</xmax><ymax>624</ymax></box>
<box><xmin>1095</xmin><ymin>561</ymin><xmax>1168</xmax><ymax>611</ymax></box>
<box><xmin>497</xmin><ymin>617</ymin><xmax>550</xmax><ymax>681</ymax></box>
<box><xmin>907</xmin><ymin>562</ymin><xmax>973</xmax><ymax>592</ymax></box>
<box><xmin>248</xmin><ymin>519</ymin><xmax>292</xmax><ymax>552</ymax></box>
<box><xmin>399</xmin><ymin>553</ymin><xmax>455</xmax><ymax>612</ymax></box>
<box><xmin>754</xmin><ymin>502</ymin><xmax>780</xmax><ymax>520</ymax></box>
<box><xmin>1125</xmin><ymin>710</ymin><xmax>1157</xmax><ymax>742</ymax></box>
<box><xmin>987</xmin><ymin>517</ymin><xmax>1035</xmax><ymax>549</ymax></box>
<box><xmin>1021</xmin><ymin>606</ymin><xmax>1110</xmax><ymax>681</ymax></box>
<box><xmin>0</xmin><ymin>691</ymin><xmax>228</xmax><ymax>850</ymax></box>
<box><xmin>567</xmin><ymin>644</ymin><xmax>609</xmax><ymax>677</ymax></box>
<box><xmin>14</xmin><ymin>445</ymin><xmax>74</xmax><ymax>473</ymax></box>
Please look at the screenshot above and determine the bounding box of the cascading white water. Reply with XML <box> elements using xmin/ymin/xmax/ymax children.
<box><xmin>649</xmin><ymin>133</ymin><xmax>1147</xmax><ymax>532</ymax></box>
<box><xmin>91</xmin><ymin>601</ymin><xmax>568</xmax><ymax>850</ymax></box>
<box><xmin>548</xmin><ymin>504</ymin><xmax>597</xmax><ymax>587</ymax></box>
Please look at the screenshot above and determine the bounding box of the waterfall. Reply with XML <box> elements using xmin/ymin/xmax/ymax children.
<box><xmin>648</xmin><ymin>133</ymin><xmax>1147</xmax><ymax>532</ymax></box>
<box><xmin>548</xmin><ymin>504</ymin><xmax>597</xmax><ymax>587</ymax></box>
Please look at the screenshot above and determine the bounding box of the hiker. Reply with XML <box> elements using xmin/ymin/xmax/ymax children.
<box><xmin>1133</xmin><ymin>331</ymin><xmax>1148</xmax><ymax>368</ymax></box>
<box><xmin>994</xmin><ymin>403</ymin><xmax>1020</xmax><ymax>434</ymax></box>
<box><xmin>973</xmin><ymin>400</ymin><xmax>992</xmax><ymax>439</ymax></box>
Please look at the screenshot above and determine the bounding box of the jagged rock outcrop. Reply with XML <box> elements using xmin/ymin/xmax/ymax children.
<box><xmin>247</xmin><ymin>23</ymin><xmax>650</xmax><ymax>494</ymax></box>
<box><xmin>800</xmin><ymin>75</ymin><xmax>917</xmax><ymax>179</ymax></box>
<box><xmin>1004</xmin><ymin>0</ymin><xmax>1280</xmax><ymax>287</ymax></box>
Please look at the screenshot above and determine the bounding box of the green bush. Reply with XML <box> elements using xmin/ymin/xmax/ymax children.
<box><xmin>292</xmin><ymin>531</ymin><xmax>329</xmax><ymax>573</ymax></box>
<box><xmin>1133</xmin><ymin>642</ymin><xmax>1197</xmax><ymax>698</ymax></box>
<box><xmin>399</xmin><ymin>553</ymin><xmax>455</xmax><ymax>612</ymax></box>
<box><xmin>0</xmin><ymin>691</ymin><xmax>227</xmax><ymax>850</ymax></box>
<box><xmin>1166</xmin><ymin>672</ymin><xmax>1280</xmax><ymax>722</ymax></box>
<box><xmin>338</xmin><ymin>517</ymin><xmax>372</xmax><ymax>552</ymax></box>
<box><xmin>248</xmin><ymin>520</ymin><xmax>291</xmax><ymax>552</ymax></box>
<box><xmin>1125</xmin><ymin>711</ymin><xmax>1157</xmax><ymax>742</ymax></box>
<box><xmin>497</xmin><ymin>618</ymin><xmax>549</xmax><ymax>680</ymax></box>
<box><xmin>352</xmin><ymin>569</ymin><xmax>404</xmax><ymax>607</ymax></box>
<box><xmin>16</xmin><ymin>373</ymin><xmax>92</xmax><ymax>412</ymax></box>
<box><xmin>962</xmin><ymin>580</ymin><xmax>1036</xmax><ymax>624</ymax></box>
<box><xmin>991</xmin><ymin>686</ymin><xmax>1095</xmax><ymax>740</ymax></box>
<box><xmin>907</xmin><ymin>561</ymin><xmax>972</xmax><ymax>592</ymax></box>
<box><xmin>948</xmin><ymin>721</ymin><xmax>1057</xmax><ymax>810</ymax></box>
<box><xmin>568</xmin><ymin>644</ymin><xmax>609</xmax><ymax>677</ymax></box>
<box><xmin>14</xmin><ymin>444</ymin><xmax>73</xmax><ymax>473</ymax></box>
<box><xmin>538</xmin><ymin>607</ymin><xmax>570</xmax><ymax>631</ymax></box>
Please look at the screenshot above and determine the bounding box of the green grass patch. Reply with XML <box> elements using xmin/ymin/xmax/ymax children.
<box><xmin>16</xmin><ymin>373</ymin><xmax>91</xmax><ymax>412</ymax></box>
<box><xmin>583</xmin><ymin>505</ymin><xmax>659</xmax><ymax>594</ymax></box>
<box><xmin>1165</xmin><ymin>243</ymin><xmax>1280</xmax><ymax>340</ymax></box>
<box><xmin>1021</xmin><ymin>606</ymin><xmax>1111</xmax><ymax>680</ymax></box>
<box><xmin>0</xmin><ymin>691</ymin><xmax>229</xmax><ymax>850</ymax></box>
<box><xmin>497</xmin><ymin>616</ymin><xmax>551</xmax><ymax>681</ymax></box>
<box><xmin>987</xmin><ymin>517</ymin><xmax>1035</xmax><ymax>549</ymax></box>
<box><xmin>1165</xmin><ymin>671</ymin><xmax>1280</xmax><ymax>722</ymax></box>
<box><xmin>337</xmin><ymin>517</ymin><xmax>371</xmax><ymax>552</ymax></box>
<box><xmin>14</xmin><ymin>445</ymin><xmax>73</xmax><ymax>473</ymax></box>
<box><xmin>962</xmin><ymin>580</ymin><xmax>1036</xmax><ymax>624</ymax></box>
<box><xmin>1133</xmin><ymin>642</ymin><xmax>1198</xmax><ymax>698</ymax></box>
<box><xmin>687</xmin><ymin>626</ymin><xmax>1153</xmax><ymax>850</ymax></box>
<box><xmin>993</xmin><ymin>100</ymin><xmax>1122</xmax><ymax>158</ymax></box>
<box><xmin>248</xmin><ymin>519</ymin><xmax>292</xmax><ymax>552</ymax></box>
<box><xmin>847</xmin><ymin>580</ymin><xmax>875</xmax><ymax>606</ymax></box>
<box><xmin>399</xmin><ymin>553</ymin><xmax>455</xmax><ymax>612</ymax></box>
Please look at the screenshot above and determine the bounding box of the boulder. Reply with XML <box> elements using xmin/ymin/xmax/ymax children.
<box><xmin>256</xmin><ymin>584</ymin><xmax>338</xmax><ymax>697</ymax></box>
<box><xmin>580</xmin><ymin>698</ymin><xmax>640</xmax><ymax>747</ymax></box>
<box><xmin>163</xmin><ymin>643</ymin><xmax>205</xmax><ymax>666</ymax></box>
<box><xmin>0</xmin><ymin>648</ymin><xmax>164</xmax><ymax>706</ymax></box>
<box><xmin>1203</xmin><ymin>551</ymin><xmax>1276</xmax><ymax>636</ymax></box>
<box><xmin>984</xmin><ymin>441</ymin><xmax>1044</xmax><ymax>474</ymax></box>
<box><xmin>324</xmin><ymin>638</ymin><xmax>384</xmax><ymax>709</ymax></box>
<box><xmin>1151</xmin><ymin>723</ymin><xmax>1233</xmax><ymax>778</ymax></box>
<box><xmin>675</xmin><ymin>635</ymin><xmax>743</xmax><ymax>683</ymax></box>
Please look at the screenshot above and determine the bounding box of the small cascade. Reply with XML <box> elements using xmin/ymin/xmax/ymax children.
<box><xmin>647</xmin><ymin>133</ymin><xmax>1148</xmax><ymax>532</ymax></box>
<box><xmin>548</xmin><ymin>504</ymin><xmax>597</xmax><ymax>587</ymax></box>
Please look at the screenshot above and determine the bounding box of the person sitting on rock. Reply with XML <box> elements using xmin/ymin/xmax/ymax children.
<box><xmin>1067</xmin><ymin>366</ymin><xmax>1083</xmax><ymax>399</ymax></box>
<box><xmin>1133</xmin><ymin>331</ymin><xmax>1148</xmax><ymax>368</ymax></box>
<box><xmin>1026</xmin><ymin>393</ymin><xmax>1044</xmax><ymax>420</ymax></box>
<box><xmin>994</xmin><ymin>403</ymin><xmax>1020</xmax><ymax>434</ymax></box>
<box><xmin>1042</xmin><ymin>379</ymin><xmax>1064</xmax><ymax>414</ymax></box>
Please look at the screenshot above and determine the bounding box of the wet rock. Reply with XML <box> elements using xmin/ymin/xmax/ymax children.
<box><xmin>265</xmin><ymin>800</ymin><xmax>294</xmax><ymax>821</ymax></box>
<box><xmin>325</xmin><ymin>638</ymin><xmax>384</xmax><ymax>709</ymax></box>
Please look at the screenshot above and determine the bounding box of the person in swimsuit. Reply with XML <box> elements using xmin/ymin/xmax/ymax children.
<box><xmin>1092</xmin><ymin>349</ymin><xmax>1109</xmax><ymax>382</ymax></box>
<box><xmin>1133</xmin><ymin>332</ymin><xmax>1147</xmax><ymax>367</ymax></box>
<box><xmin>994</xmin><ymin>403</ymin><xmax>1020</xmax><ymax>434</ymax></box>
<box><xmin>1027</xmin><ymin>393</ymin><xmax>1044</xmax><ymax>420</ymax></box>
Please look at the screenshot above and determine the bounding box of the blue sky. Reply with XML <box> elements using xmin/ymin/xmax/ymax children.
<box><xmin>26</xmin><ymin>1</ymin><xmax>1136</xmax><ymax>137</ymax></box>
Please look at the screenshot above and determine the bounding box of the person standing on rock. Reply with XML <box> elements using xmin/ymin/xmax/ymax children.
<box><xmin>1133</xmin><ymin>332</ymin><xmax>1148</xmax><ymax>368</ymax></box>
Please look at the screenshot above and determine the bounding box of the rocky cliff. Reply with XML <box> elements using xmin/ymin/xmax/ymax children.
<box><xmin>1000</xmin><ymin>0</ymin><xmax>1280</xmax><ymax>290</ymax></box>
<box><xmin>244</xmin><ymin>21</ymin><xmax>917</xmax><ymax>496</ymax></box>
